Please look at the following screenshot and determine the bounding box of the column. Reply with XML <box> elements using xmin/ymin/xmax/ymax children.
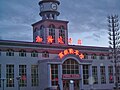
<box><xmin>79</xmin><ymin>64</ymin><xmax>83</xmax><ymax>90</ymax></box>
<box><xmin>58</xmin><ymin>64</ymin><xmax>63</xmax><ymax>90</ymax></box>
<box><xmin>48</xmin><ymin>64</ymin><xmax>51</xmax><ymax>87</ymax></box>
<box><xmin>89</xmin><ymin>65</ymin><xmax>93</xmax><ymax>89</ymax></box>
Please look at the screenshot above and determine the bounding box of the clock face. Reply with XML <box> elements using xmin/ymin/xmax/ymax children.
<box><xmin>40</xmin><ymin>4</ymin><xmax>44</xmax><ymax>11</ymax></box>
<box><xmin>51</xmin><ymin>3</ymin><xmax>57</xmax><ymax>10</ymax></box>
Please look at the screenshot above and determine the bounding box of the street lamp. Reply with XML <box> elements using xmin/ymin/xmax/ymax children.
<box><xmin>0</xmin><ymin>78</ymin><xmax>6</xmax><ymax>90</ymax></box>
<box><xmin>108</xmin><ymin>14</ymin><xmax>120</xmax><ymax>90</ymax></box>
<box><xmin>16</xmin><ymin>76</ymin><xmax>21</xmax><ymax>90</ymax></box>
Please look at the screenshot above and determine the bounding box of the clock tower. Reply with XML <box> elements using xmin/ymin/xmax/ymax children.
<box><xmin>32</xmin><ymin>0</ymin><xmax>68</xmax><ymax>45</ymax></box>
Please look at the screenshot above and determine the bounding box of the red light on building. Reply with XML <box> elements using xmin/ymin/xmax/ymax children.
<box><xmin>68</xmin><ymin>38</ymin><xmax>72</xmax><ymax>44</ymax></box>
<box><xmin>58</xmin><ymin>36</ymin><xmax>64</xmax><ymax>44</ymax></box>
<box><xmin>109</xmin><ymin>75</ymin><xmax>113</xmax><ymax>80</ymax></box>
<box><xmin>21</xmin><ymin>75</ymin><xmax>26</xmax><ymax>81</ymax></box>
<box><xmin>47</xmin><ymin>36</ymin><xmax>54</xmax><ymax>44</ymax></box>
<box><xmin>78</xmin><ymin>39</ymin><xmax>82</xmax><ymax>45</ymax></box>
<box><xmin>79</xmin><ymin>54</ymin><xmax>84</xmax><ymax>59</ymax></box>
<box><xmin>36</xmin><ymin>36</ymin><xmax>43</xmax><ymax>43</ymax></box>
<box><xmin>58</xmin><ymin>52</ymin><xmax>64</xmax><ymax>59</ymax></box>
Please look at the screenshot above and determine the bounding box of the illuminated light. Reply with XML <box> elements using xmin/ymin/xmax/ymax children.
<box><xmin>110</xmin><ymin>75</ymin><xmax>113</xmax><ymax>80</ymax></box>
<box><xmin>58</xmin><ymin>48</ymin><xmax>84</xmax><ymax>59</ymax></box>
<box><xmin>58</xmin><ymin>36</ymin><xmax>64</xmax><ymax>44</ymax></box>
<box><xmin>58</xmin><ymin>52</ymin><xmax>64</xmax><ymax>59</ymax></box>
<box><xmin>47</xmin><ymin>36</ymin><xmax>54</xmax><ymax>44</ymax></box>
<box><xmin>64</xmin><ymin>49</ymin><xmax>69</xmax><ymax>55</ymax></box>
<box><xmin>68</xmin><ymin>48</ymin><xmax>74</xmax><ymax>54</ymax></box>
<box><xmin>74</xmin><ymin>50</ymin><xmax>79</xmax><ymax>55</ymax></box>
<box><xmin>79</xmin><ymin>53</ymin><xmax>84</xmax><ymax>59</ymax></box>
<box><xmin>78</xmin><ymin>39</ymin><xmax>82</xmax><ymax>45</ymax></box>
<box><xmin>36</xmin><ymin>36</ymin><xmax>43</xmax><ymax>43</ymax></box>
<box><xmin>68</xmin><ymin>38</ymin><xmax>72</xmax><ymax>44</ymax></box>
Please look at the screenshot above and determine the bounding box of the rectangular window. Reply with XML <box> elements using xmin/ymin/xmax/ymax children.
<box><xmin>31</xmin><ymin>65</ymin><xmax>39</xmax><ymax>86</ymax></box>
<box><xmin>19</xmin><ymin>65</ymin><xmax>27</xmax><ymax>87</ymax></box>
<box><xmin>51</xmin><ymin>64</ymin><xmax>58</xmax><ymax>86</ymax></box>
<box><xmin>92</xmin><ymin>66</ymin><xmax>98</xmax><ymax>84</ymax></box>
<box><xmin>6</xmin><ymin>65</ymin><xmax>14</xmax><ymax>87</ymax></box>
<box><xmin>83</xmin><ymin>65</ymin><xmax>89</xmax><ymax>85</ymax></box>
<box><xmin>108</xmin><ymin>66</ymin><xmax>114</xmax><ymax>83</ymax></box>
<box><xmin>100</xmin><ymin>66</ymin><xmax>106</xmax><ymax>84</ymax></box>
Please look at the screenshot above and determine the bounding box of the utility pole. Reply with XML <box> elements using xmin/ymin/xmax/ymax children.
<box><xmin>108</xmin><ymin>15</ymin><xmax>120</xmax><ymax>90</ymax></box>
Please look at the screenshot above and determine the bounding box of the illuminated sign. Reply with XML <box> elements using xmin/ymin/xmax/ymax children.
<box><xmin>58</xmin><ymin>36</ymin><xmax>64</xmax><ymax>44</ymax></box>
<box><xmin>62</xmin><ymin>74</ymin><xmax>80</xmax><ymax>79</ymax></box>
<box><xmin>47</xmin><ymin>36</ymin><xmax>54</xmax><ymax>44</ymax></box>
<box><xmin>68</xmin><ymin>38</ymin><xmax>72</xmax><ymax>44</ymax></box>
<box><xmin>36</xmin><ymin>36</ymin><xmax>43</xmax><ymax>43</ymax></box>
<box><xmin>78</xmin><ymin>39</ymin><xmax>82</xmax><ymax>45</ymax></box>
<box><xmin>58</xmin><ymin>48</ymin><xmax>84</xmax><ymax>59</ymax></box>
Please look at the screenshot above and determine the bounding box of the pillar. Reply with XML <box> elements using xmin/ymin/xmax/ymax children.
<box><xmin>58</xmin><ymin>64</ymin><xmax>63</xmax><ymax>90</ymax></box>
<box><xmin>79</xmin><ymin>64</ymin><xmax>83</xmax><ymax>90</ymax></box>
<box><xmin>48</xmin><ymin>64</ymin><xmax>51</xmax><ymax>87</ymax></box>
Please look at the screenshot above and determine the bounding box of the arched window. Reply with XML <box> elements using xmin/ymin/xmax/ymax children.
<box><xmin>6</xmin><ymin>49</ymin><xmax>14</xmax><ymax>56</ymax></box>
<box><xmin>99</xmin><ymin>54</ymin><xmax>105</xmax><ymax>60</ymax></box>
<box><xmin>59</xmin><ymin>26</ymin><xmax>65</xmax><ymax>43</ymax></box>
<box><xmin>40</xmin><ymin>25</ymin><xmax>44</xmax><ymax>40</ymax></box>
<box><xmin>62</xmin><ymin>59</ymin><xmax>79</xmax><ymax>74</ymax></box>
<box><xmin>31</xmin><ymin>50</ymin><xmax>38</xmax><ymax>57</ymax></box>
<box><xmin>91</xmin><ymin>54</ymin><xmax>97</xmax><ymax>59</ymax></box>
<box><xmin>42</xmin><ymin>51</ymin><xmax>49</xmax><ymax>58</ymax></box>
<box><xmin>49</xmin><ymin>24</ymin><xmax>55</xmax><ymax>43</ymax></box>
<box><xmin>83</xmin><ymin>53</ymin><xmax>88</xmax><ymax>59</ymax></box>
<box><xmin>19</xmin><ymin>50</ymin><xmax>26</xmax><ymax>57</ymax></box>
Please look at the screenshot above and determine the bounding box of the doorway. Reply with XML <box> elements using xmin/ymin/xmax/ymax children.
<box><xmin>63</xmin><ymin>80</ymin><xmax>79</xmax><ymax>90</ymax></box>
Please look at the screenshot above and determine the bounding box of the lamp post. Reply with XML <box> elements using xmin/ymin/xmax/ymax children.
<box><xmin>16</xmin><ymin>76</ymin><xmax>21</xmax><ymax>90</ymax></box>
<box><xmin>0</xmin><ymin>78</ymin><xmax>6</xmax><ymax>90</ymax></box>
<box><xmin>108</xmin><ymin>15</ymin><xmax>120</xmax><ymax>90</ymax></box>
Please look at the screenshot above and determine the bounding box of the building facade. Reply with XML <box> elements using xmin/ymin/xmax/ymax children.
<box><xmin>0</xmin><ymin>0</ymin><xmax>120</xmax><ymax>90</ymax></box>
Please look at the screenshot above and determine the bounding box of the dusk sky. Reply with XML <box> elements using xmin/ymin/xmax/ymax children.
<box><xmin>0</xmin><ymin>0</ymin><xmax>120</xmax><ymax>47</ymax></box>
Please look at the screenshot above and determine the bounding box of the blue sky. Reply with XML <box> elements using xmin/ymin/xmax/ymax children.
<box><xmin>0</xmin><ymin>0</ymin><xmax>120</xmax><ymax>47</ymax></box>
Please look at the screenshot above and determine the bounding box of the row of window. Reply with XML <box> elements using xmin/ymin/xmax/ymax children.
<box><xmin>0</xmin><ymin>64</ymin><xmax>38</xmax><ymax>87</ymax></box>
<box><xmin>0</xmin><ymin>50</ymin><xmax>110</xmax><ymax>60</ymax></box>
<box><xmin>0</xmin><ymin>50</ymin><xmax>49</xmax><ymax>58</ymax></box>
<box><xmin>34</xmin><ymin>25</ymin><xmax>65</xmax><ymax>43</ymax></box>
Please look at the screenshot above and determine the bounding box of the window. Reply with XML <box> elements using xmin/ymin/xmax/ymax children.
<box><xmin>117</xmin><ymin>66</ymin><xmax>120</xmax><ymax>83</ymax></box>
<box><xmin>108</xmin><ymin>66</ymin><xmax>114</xmax><ymax>83</ymax></box>
<box><xmin>51</xmin><ymin>64</ymin><xmax>58</xmax><ymax>86</ymax></box>
<box><xmin>19</xmin><ymin>50</ymin><xmax>26</xmax><ymax>57</ymax></box>
<box><xmin>33</xmin><ymin>27</ymin><xmax>38</xmax><ymax>33</ymax></box>
<box><xmin>92</xmin><ymin>66</ymin><xmax>98</xmax><ymax>84</ymax></box>
<box><xmin>83</xmin><ymin>65</ymin><xmax>89</xmax><ymax>85</ymax></box>
<box><xmin>59</xmin><ymin>26</ymin><xmax>65</xmax><ymax>43</ymax></box>
<box><xmin>6</xmin><ymin>65</ymin><xmax>14</xmax><ymax>87</ymax></box>
<box><xmin>31</xmin><ymin>51</ymin><xmax>38</xmax><ymax>57</ymax></box>
<box><xmin>49</xmin><ymin>24</ymin><xmax>55</xmax><ymax>43</ymax></box>
<box><xmin>6</xmin><ymin>49</ymin><xmax>14</xmax><ymax>56</ymax></box>
<box><xmin>40</xmin><ymin>25</ymin><xmax>44</xmax><ymax>41</ymax></box>
<box><xmin>42</xmin><ymin>51</ymin><xmax>49</xmax><ymax>58</ymax></box>
<box><xmin>100</xmin><ymin>66</ymin><xmax>106</xmax><ymax>84</ymax></box>
<box><xmin>91</xmin><ymin>54</ymin><xmax>97</xmax><ymax>59</ymax></box>
<box><xmin>0</xmin><ymin>64</ymin><xmax>1</xmax><ymax>87</ymax></box>
<box><xmin>19</xmin><ymin>65</ymin><xmax>27</xmax><ymax>87</ymax></box>
<box><xmin>83</xmin><ymin>53</ymin><xmax>88</xmax><ymax>59</ymax></box>
<box><xmin>31</xmin><ymin>65</ymin><xmax>39</xmax><ymax>86</ymax></box>
<box><xmin>99</xmin><ymin>54</ymin><xmax>105</xmax><ymax>60</ymax></box>
<box><xmin>107</xmin><ymin>54</ymin><xmax>112</xmax><ymax>60</ymax></box>
<box><xmin>62</xmin><ymin>59</ymin><xmax>79</xmax><ymax>74</ymax></box>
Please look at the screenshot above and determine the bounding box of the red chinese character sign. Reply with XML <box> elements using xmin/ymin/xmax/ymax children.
<box><xmin>36</xmin><ymin>36</ymin><xmax>43</xmax><ymax>43</ymax></box>
<box><xmin>58</xmin><ymin>48</ymin><xmax>84</xmax><ymax>59</ymax></box>
<box><xmin>68</xmin><ymin>38</ymin><xmax>72</xmax><ymax>44</ymax></box>
<box><xmin>58</xmin><ymin>36</ymin><xmax>64</xmax><ymax>44</ymax></box>
<box><xmin>78</xmin><ymin>39</ymin><xmax>82</xmax><ymax>45</ymax></box>
<box><xmin>47</xmin><ymin>36</ymin><xmax>54</xmax><ymax>44</ymax></box>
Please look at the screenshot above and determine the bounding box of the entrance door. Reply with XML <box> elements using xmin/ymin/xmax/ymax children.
<box><xmin>63</xmin><ymin>80</ymin><xmax>79</xmax><ymax>90</ymax></box>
